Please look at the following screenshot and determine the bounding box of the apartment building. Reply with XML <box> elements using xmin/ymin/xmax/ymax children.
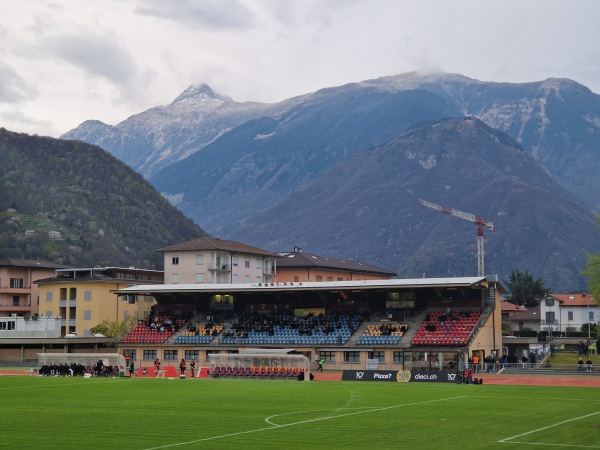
<box><xmin>0</xmin><ymin>258</ymin><xmax>70</xmax><ymax>318</ymax></box>
<box><xmin>36</xmin><ymin>267</ymin><xmax>163</xmax><ymax>337</ymax></box>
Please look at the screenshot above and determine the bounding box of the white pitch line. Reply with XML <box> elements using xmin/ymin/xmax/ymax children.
<box><xmin>498</xmin><ymin>411</ymin><xmax>600</xmax><ymax>447</ymax></box>
<box><xmin>145</xmin><ymin>395</ymin><xmax>468</xmax><ymax>449</ymax></box>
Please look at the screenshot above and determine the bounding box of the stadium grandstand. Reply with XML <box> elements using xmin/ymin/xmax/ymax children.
<box><xmin>113</xmin><ymin>276</ymin><xmax>503</xmax><ymax>377</ymax></box>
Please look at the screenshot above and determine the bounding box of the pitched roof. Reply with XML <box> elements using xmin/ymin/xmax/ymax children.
<box><xmin>0</xmin><ymin>258</ymin><xmax>71</xmax><ymax>269</ymax></box>
<box><xmin>506</xmin><ymin>305</ymin><xmax>541</xmax><ymax>322</ymax></box>
<box><xmin>501</xmin><ymin>301</ymin><xmax>528</xmax><ymax>312</ymax></box>
<box><xmin>157</xmin><ymin>237</ymin><xmax>278</xmax><ymax>257</ymax></box>
<box><xmin>546</xmin><ymin>293</ymin><xmax>596</xmax><ymax>307</ymax></box>
<box><xmin>275</xmin><ymin>251</ymin><xmax>396</xmax><ymax>276</ymax></box>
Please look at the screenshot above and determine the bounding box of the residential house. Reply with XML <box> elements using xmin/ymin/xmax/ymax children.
<box><xmin>500</xmin><ymin>301</ymin><xmax>528</xmax><ymax>321</ymax></box>
<box><xmin>157</xmin><ymin>237</ymin><xmax>279</xmax><ymax>285</ymax></box>
<box><xmin>36</xmin><ymin>267</ymin><xmax>163</xmax><ymax>337</ymax></box>
<box><xmin>275</xmin><ymin>247</ymin><xmax>396</xmax><ymax>283</ymax></box>
<box><xmin>539</xmin><ymin>293</ymin><xmax>598</xmax><ymax>335</ymax></box>
<box><xmin>0</xmin><ymin>258</ymin><xmax>70</xmax><ymax>318</ymax></box>
<box><xmin>506</xmin><ymin>305</ymin><xmax>541</xmax><ymax>333</ymax></box>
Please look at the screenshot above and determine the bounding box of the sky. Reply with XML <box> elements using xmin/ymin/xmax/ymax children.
<box><xmin>1</xmin><ymin>0</ymin><xmax>599</xmax><ymax>138</ymax></box>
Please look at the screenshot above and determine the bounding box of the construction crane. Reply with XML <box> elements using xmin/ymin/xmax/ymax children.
<box><xmin>418</xmin><ymin>199</ymin><xmax>494</xmax><ymax>277</ymax></box>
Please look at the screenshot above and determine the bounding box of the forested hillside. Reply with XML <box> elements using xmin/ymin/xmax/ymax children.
<box><xmin>0</xmin><ymin>128</ymin><xmax>205</xmax><ymax>269</ymax></box>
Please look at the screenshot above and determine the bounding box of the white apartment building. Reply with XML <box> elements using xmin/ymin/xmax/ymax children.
<box><xmin>539</xmin><ymin>293</ymin><xmax>598</xmax><ymax>336</ymax></box>
<box><xmin>158</xmin><ymin>236</ymin><xmax>278</xmax><ymax>285</ymax></box>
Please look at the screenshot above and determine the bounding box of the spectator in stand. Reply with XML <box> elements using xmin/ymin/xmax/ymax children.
<box><xmin>586</xmin><ymin>358</ymin><xmax>593</xmax><ymax>372</ymax></box>
<box><xmin>521</xmin><ymin>355</ymin><xmax>528</xmax><ymax>368</ymax></box>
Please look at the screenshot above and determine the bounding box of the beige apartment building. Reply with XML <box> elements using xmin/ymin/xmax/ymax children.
<box><xmin>36</xmin><ymin>267</ymin><xmax>163</xmax><ymax>337</ymax></box>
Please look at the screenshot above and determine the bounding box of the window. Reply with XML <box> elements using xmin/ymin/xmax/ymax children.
<box><xmin>244</xmin><ymin>275</ymin><xmax>250</xmax><ymax>283</ymax></box>
<box><xmin>143</xmin><ymin>350</ymin><xmax>157</xmax><ymax>360</ymax></box>
<box><xmin>232</xmin><ymin>256</ymin><xmax>238</xmax><ymax>266</ymax></box>
<box><xmin>545</xmin><ymin>298</ymin><xmax>554</xmax><ymax>307</ymax></box>
<box><xmin>371</xmin><ymin>351</ymin><xmax>385</xmax><ymax>362</ymax></box>
<box><xmin>185</xmin><ymin>350</ymin><xmax>199</xmax><ymax>361</ymax></box>
<box><xmin>294</xmin><ymin>277</ymin><xmax>299</xmax><ymax>282</ymax></box>
<box><xmin>164</xmin><ymin>350</ymin><xmax>178</xmax><ymax>360</ymax></box>
<box><xmin>10</xmin><ymin>278</ymin><xmax>24</xmax><ymax>288</ymax></box>
<box><xmin>196</xmin><ymin>254</ymin><xmax>204</xmax><ymax>265</ymax></box>
<box><xmin>46</xmin><ymin>291</ymin><xmax>53</xmax><ymax>302</ymax></box>
<box><xmin>393</xmin><ymin>352</ymin><xmax>404</xmax><ymax>364</ymax></box>
<box><xmin>171</xmin><ymin>273</ymin><xmax>179</xmax><ymax>284</ymax></box>
<box><xmin>0</xmin><ymin>321</ymin><xmax>16</xmax><ymax>331</ymax></box>
<box><xmin>590</xmin><ymin>311</ymin><xmax>595</xmax><ymax>322</ymax></box>
<box><xmin>256</xmin><ymin>276</ymin><xmax>262</xmax><ymax>283</ymax></box>
<box><xmin>244</xmin><ymin>260</ymin><xmax>250</xmax><ymax>268</ymax></box>
<box><xmin>568</xmin><ymin>311</ymin><xmax>574</xmax><ymax>321</ymax></box>
<box><xmin>344</xmin><ymin>351</ymin><xmax>360</xmax><ymax>363</ymax></box>
<box><xmin>316</xmin><ymin>276</ymin><xmax>323</xmax><ymax>282</ymax></box>
<box><xmin>338</xmin><ymin>277</ymin><xmax>343</xmax><ymax>281</ymax></box>
<box><xmin>60</xmin><ymin>288</ymin><xmax>67</xmax><ymax>301</ymax></box>
<box><xmin>232</xmin><ymin>274</ymin><xmax>238</xmax><ymax>283</ymax></box>
<box><xmin>327</xmin><ymin>277</ymin><xmax>333</xmax><ymax>282</ymax></box>
<box><xmin>84</xmin><ymin>290</ymin><xmax>92</xmax><ymax>301</ymax></box>
<box><xmin>84</xmin><ymin>310</ymin><xmax>92</xmax><ymax>320</ymax></box>
<box><xmin>545</xmin><ymin>311</ymin><xmax>555</xmax><ymax>325</ymax></box>
<box><xmin>12</xmin><ymin>296</ymin><xmax>19</xmax><ymax>306</ymax></box>
<box><xmin>172</xmin><ymin>256</ymin><xmax>179</xmax><ymax>265</ymax></box>
<box><xmin>321</xmin><ymin>351</ymin><xmax>335</xmax><ymax>363</ymax></box>
<box><xmin>256</xmin><ymin>259</ymin><xmax>262</xmax><ymax>269</ymax></box>
<box><xmin>195</xmin><ymin>273</ymin><xmax>204</xmax><ymax>283</ymax></box>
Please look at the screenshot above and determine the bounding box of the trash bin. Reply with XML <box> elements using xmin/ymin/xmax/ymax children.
<box><xmin>119</xmin><ymin>371</ymin><xmax>125</xmax><ymax>377</ymax></box>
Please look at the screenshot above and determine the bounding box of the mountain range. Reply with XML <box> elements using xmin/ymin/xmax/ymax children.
<box><xmin>58</xmin><ymin>72</ymin><xmax>600</xmax><ymax>291</ymax></box>
<box><xmin>0</xmin><ymin>128</ymin><xmax>204</xmax><ymax>269</ymax></box>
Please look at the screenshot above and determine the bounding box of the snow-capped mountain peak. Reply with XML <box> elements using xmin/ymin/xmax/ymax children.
<box><xmin>171</xmin><ymin>83</ymin><xmax>232</xmax><ymax>104</ymax></box>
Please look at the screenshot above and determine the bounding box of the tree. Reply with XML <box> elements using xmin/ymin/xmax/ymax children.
<box><xmin>582</xmin><ymin>254</ymin><xmax>600</xmax><ymax>304</ymax></box>
<box><xmin>504</xmin><ymin>270</ymin><xmax>549</xmax><ymax>307</ymax></box>
<box><xmin>582</xmin><ymin>212</ymin><xmax>600</xmax><ymax>309</ymax></box>
<box><xmin>91</xmin><ymin>316</ymin><xmax>137</xmax><ymax>338</ymax></box>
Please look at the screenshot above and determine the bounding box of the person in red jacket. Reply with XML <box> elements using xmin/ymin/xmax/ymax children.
<box><xmin>154</xmin><ymin>358</ymin><xmax>161</xmax><ymax>377</ymax></box>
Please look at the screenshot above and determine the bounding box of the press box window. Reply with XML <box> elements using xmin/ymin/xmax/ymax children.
<box><xmin>143</xmin><ymin>350</ymin><xmax>157</xmax><ymax>360</ymax></box>
<box><xmin>164</xmin><ymin>350</ymin><xmax>178</xmax><ymax>360</ymax></box>
<box><xmin>344</xmin><ymin>351</ymin><xmax>360</xmax><ymax>363</ymax></box>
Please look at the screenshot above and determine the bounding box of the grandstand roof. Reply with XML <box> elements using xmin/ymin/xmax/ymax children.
<box><xmin>113</xmin><ymin>276</ymin><xmax>486</xmax><ymax>295</ymax></box>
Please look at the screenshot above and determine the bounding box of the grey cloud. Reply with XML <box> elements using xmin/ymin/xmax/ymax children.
<box><xmin>43</xmin><ymin>32</ymin><xmax>139</xmax><ymax>88</ymax></box>
<box><xmin>0</xmin><ymin>61</ymin><xmax>37</xmax><ymax>103</ymax></box>
<box><xmin>134</xmin><ymin>0</ymin><xmax>256</xmax><ymax>30</ymax></box>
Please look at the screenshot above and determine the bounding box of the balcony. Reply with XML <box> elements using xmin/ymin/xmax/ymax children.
<box><xmin>0</xmin><ymin>305</ymin><xmax>32</xmax><ymax>314</ymax></box>
<box><xmin>208</xmin><ymin>263</ymin><xmax>230</xmax><ymax>272</ymax></box>
<box><xmin>59</xmin><ymin>300</ymin><xmax>77</xmax><ymax>307</ymax></box>
<box><xmin>0</xmin><ymin>286</ymin><xmax>31</xmax><ymax>294</ymax></box>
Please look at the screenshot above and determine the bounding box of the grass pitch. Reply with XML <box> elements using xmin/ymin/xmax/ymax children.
<box><xmin>1</xmin><ymin>376</ymin><xmax>599</xmax><ymax>449</ymax></box>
